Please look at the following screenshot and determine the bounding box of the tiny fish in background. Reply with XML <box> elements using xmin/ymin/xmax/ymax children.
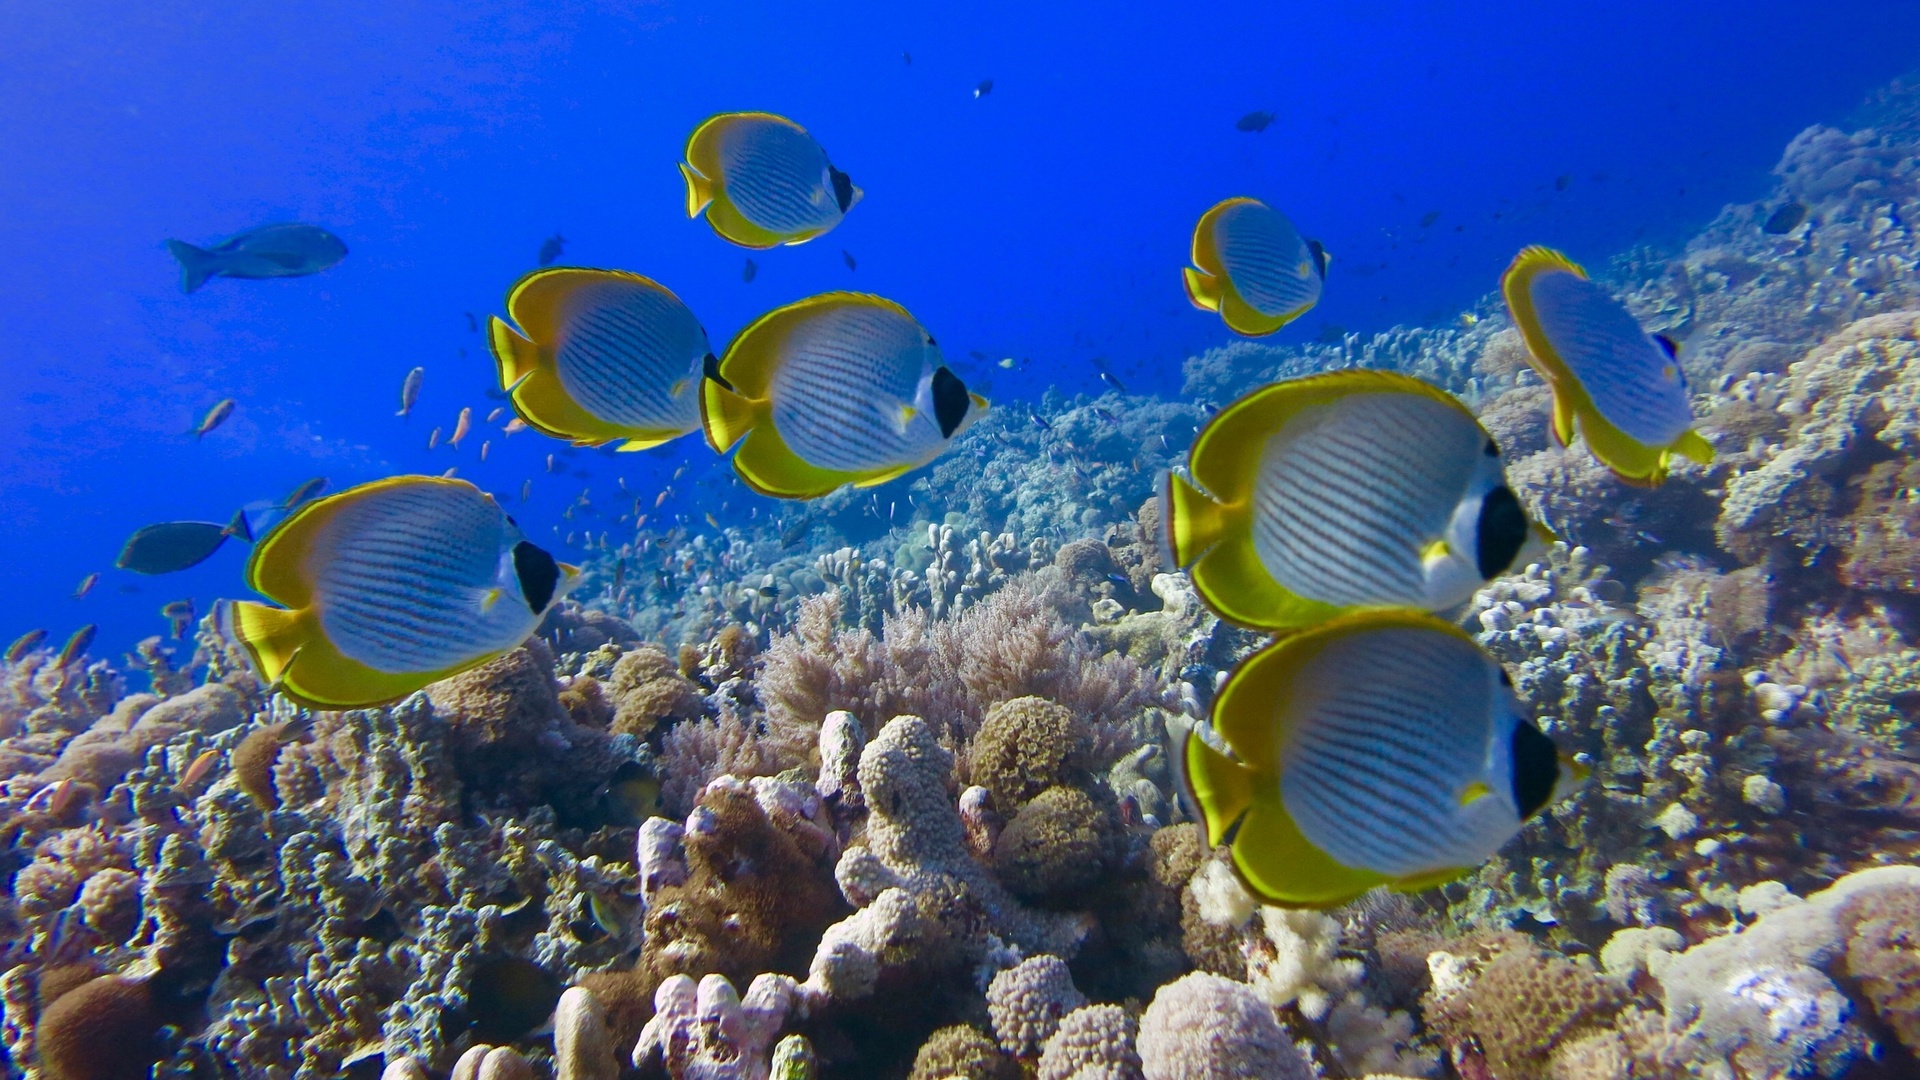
<box><xmin>547</xmin><ymin>454</ymin><xmax>559</xmax><ymax>473</ymax></box>
<box><xmin>442</xmin><ymin>467</ymin><xmax>458</xmax><ymax>478</ymax></box>
<box><xmin>843</xmin><ymin>249</ymin><xmax>857</xmax><ymax>271</ymax></box>
<box><xmin>117</xmin><ymin>509</ymin><xmax>253</xmax><ymax>575</ymax></box>
<box><xmin>72</xmin><ymin>573</ymin><xmax>99</xmax><ymax>599</ymax></box>
<box><xmin>1099</xmin><ymin>370</ymin><xmax>1127</xmax><ymax>393</ymax></box>
<box><xmin>180</xmin><ymin>748</ymin><xmax>220</xmax><ymax>788</ymax></box>
<box><xmin>450</xmin><ymin>407</ymin><xmax>472</xmax><ymax>449</ymax></box>
<box><xmin>1235</xmin><ymin>110</ymin><xmax>1275</xmax><ymax>132</ymax></box>
<box><xmin>681</xmin><ymin>112</ymin><xmax>861</xmax><ymax>248</ymax></box>
<box><xmin>521</xmin><ymin>479</ymin><xmax>533</xmax><ymax>501</ymax></box>
<box><xmin>1420</xmin><ymin>210</ymin><xmax>1441</xmax><ymax>227</ymax></box>
<box><xmin>428</xmin><ymin>426</ymin><xmax>442</xmax><ymax>450</ymax></box>
<box><xmin>480</xmin><ymin>440</ymin><xmax>491</xmax><ymax>462</ymax></box>
<box><xmin>193</xmin><ymin>399</ymin><xmax>237</xmax><ymax>439</ymax></box>
<box><xmin>902</xmin><ymin>51</ymin><xmax>912</xmax><ymax>64</ymax></box>
<box><xmin>165</xmin><ymin>223</ymin><xmax>347</xmax><ymax>293</ymax></box>
<box><xmin>57</xmin><ymin>625</ymin><xmax>96</xmax><ymax>668</ymax></box>
<box><xmin>281</xmin><ymin>478</ymin><xmax>328</xmax><ymax>511</ymax></box>
<box><xmin>1555</xmin><ymin>173</ymin><xmax>1572</xmax><ymax>191</ymax></box>
<box><xmin>465</xmin><ymin>311</ymin><xmax>479</xmax><ymax>332</ymax></box>
<box><xmin>974</xmin><ymin>78</ymin><xmax>994</xmax><ymax>98</ymax></box>
<box><xmin>537</xmin><ymin>233</ymin><xmax>566</xmax><ymax>266</ymax></box>
<box><xmin>1763</xmin><ymin>201</ymin><xmax>1809</xmax><ymax>235</ymax></box>
<box><xmin>705</xmin><ymin>512</ymin><xmax>720</xmax><ymax>528</ymax></box>
<box><xmin>161</xmin><ymin>599</ymin><xmax>195</xmax><ymax>639</ymax></box>
<box><xmin>486</xmin><ymin>407</ymin><xmax>504</xmax><ymax>424</ymax></box>
<box><xmin>743</xmin><ymin>258</ymin><xmax>758</xmax><ymax>283</ymax></box>
<box><xmin>503</xmin><ymin>418</ymin><xmax>528</xmax><ymax>435</ymax></box>
<box><xmin>6</xmin><ymin>629</ymin><xmax>48</xmax><ymax>663</ymax></box>
<box><xmin>397</xmin><ymin>367</ymin><xmax>425</xmax><ymax>417</ymax></box>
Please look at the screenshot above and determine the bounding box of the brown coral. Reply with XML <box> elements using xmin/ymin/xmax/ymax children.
<box><xmin>230</xmin><ymin>721</ymin><xmax>294</xmax><ymax>807</ymax></box>
<box><xmin>607</xmin><ymin>646</ymin><xmax>704</xmax><ymax>738</ymax></box>
<box><xmin>993</xmin><ymin>786</ymin><xmax>1108</xmax><ymax>903</ymax></box>
<box><xmin>968</xmin><ymin>697</ymin><xmax>1092</xmax><ymax>812</ymax></box>
<box><xmin>36</xmin><ymin>974</ymin><xmax>162</xmax><ymax>1080</ymax></box>
<box><xmin>1054</xmin><ymin>538</ymin><xmax>1116</xmax><ymax>583</ymax></box>
<box><xmin>1424</xmin><ymin>947</ymin><xmax>1627</xmax><ymax>1080</ymax></box>
<box><xmin>908</xmin><ymin>1024</ymin><xmax>1021</xmax><ymax>1080</ymax></box>
<box><xmin>1840</xmin><ymin>882</ymin><xmax>1920</xmax><ymax>1052</ymax></box>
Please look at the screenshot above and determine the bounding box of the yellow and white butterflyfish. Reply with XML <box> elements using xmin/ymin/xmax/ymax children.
<box><xmin>1183</xmin><ymin>197</ymin><xmax>1329</xmax><ymax>337</ymax></box>
<box><xmin>1180</xmin><ymin>609</ymin><xmax>1586</xmax><ymax>909</ymax></box>
<box><xmin>225</xmin><ymin>475</ymin><xmax>580</xmax><ymax>710</ymax></box>
<box><xmin>700</xmin><ymin>292</ymin><xmax>987</xmax><ymax>500</ymax></box>
<box><xmin>1160</xmin><ymin>369</ymin><xmax>1553</xmax><ymax>632</ymax></box>
<box><xmin>1501</xmin><ymin>246</ymin><xmax>1714</xmax><ymax>486</ymax></box>
<box><xmin>489</xmin><ymin>268</ymin><xmax>711</xmax><ymax>452</ymax></box>
<box><xmin>680</xmin><ymin>112</ymin><xmax>862</xmax><ymax>249</ymax></box>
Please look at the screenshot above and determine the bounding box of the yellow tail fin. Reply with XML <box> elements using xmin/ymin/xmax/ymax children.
<box><xmin>680</xmin><ymin>162</ymin><xmax>713</xmax><ymax>218</ymax></box>
<box><xmin>1162</xmin><ymin>470</ymin><xmax>1228</xmax><ymax>567</ymax></box>
<box><xmin>227</xmin><ymin>601</ymin><xmax>308</xmax><ymax>687</ymax></box>
<box><xmin>1183</xmin><ymin>266</ymin><xmax>1223</xmax><ymax>312</ymax></box>
<box><xmin>489</xmin><ymin>316</ymin><xmax>539</xmax><ymax>393</ymax></box>
<box><xmin>701</xmin><ymin>379</ymin><xmax>763</xmax><ymax>454</ymax></box>
<box><xmin>1673</xmin><ymin>428</ymin><xmax>1715</xmax><ymax>464</ymax></box>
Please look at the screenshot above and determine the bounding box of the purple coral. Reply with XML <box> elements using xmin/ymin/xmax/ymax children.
<box><xmin>633</xmin><ymin>972</ymin><xmax>797</xmax><ymax>1080</ymax></box>
<box><xmin>987</xmin><ymin>955</ymin><xmax>1087</xmax><ymax>1058</ymax></box>
<box><xmin>1136</xmin><ymin>972</ymin><xmax>1311</xmax><ymax>1080</ymax></box>
<box><xmin>1038</xmin><ymin>1004</ymin><xmax>1143</xmax><ymax>1080</ymax></box>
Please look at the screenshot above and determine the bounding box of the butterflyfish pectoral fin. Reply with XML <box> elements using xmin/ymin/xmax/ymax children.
<box><xmin>1457</xmin><ymin>780</ymin><xmax>1493</xmax><ymax>806</ymax></box>
<box><xmin>480</xmin><ymin>588</ymin><xmax>501</xmax><ymax>613</ymax></box>
<box><xmin>895</xmin><ymin>403</ymin><xmax>917</xmax><ymax>435</ymax></box>
<box><xmin>669</xmin><ymin>377</ymin><xmax>690</xmax><ymax>398</ymax></box>
<box><xmin>680</xmin><ymin>161</ymin><xmax>714</xmax><ymax>218</ymax></box>
<box><xmin>970</xmin><ymin>392</ymin><xmax>989</xmax><ymax>411</ymax></box>
<box><xmin>1183</xmin><ymin>266</ymin><xmax>1224</xmax><ymax>312</ymax></box>
<box><xmin>852</xmin><ymin>462</ymin><xmax>916</xmax><ymax>489</ymax></box>
<box><xmin>1421</xmin><ymin>538</ymin><xmax>1453</xmax><ymax>564</ymax></box>
<box><xmin>1550</xmin><ymin>393</ymin><xmax>1577</xmax><ymax>448</ymax></box>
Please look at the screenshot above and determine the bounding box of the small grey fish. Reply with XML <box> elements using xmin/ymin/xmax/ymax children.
<box><xmin>193</xmin><ymin>399</ymin><xmax>236</xmax><ymax>439</ymax></box>
<box><xmin>397</xmin><ymin>366</ymin><xmax>425</xmax><ymax>417</ymax></box>
<box><xmin>280</xmin><ymin>477</ymin><xmax>328</xmax><ymax>511</ymax></box>
<box><xmin>1763</xmin><ymin>202</ymin><xmax>1809</xmax><ymax>235</ymax></box>
<box><xmin>6</xmin><ymin>628</ymin><xmax>48</xmax><ymax>662</ymax></box>
<box><xmin>165</xmin><ymin>224</ymin><xmax>347</xmax><ymax>293</ymax></box>
<box><xmin>57</xmin><ymin>625</ymin><xmax>96</xmax><ymax>668</ymax></box>
<box><xmin>743</xmin><ymin>258</ymin><xmax>758</xmax><ymax>283</ymax></box>
<box><xmin>974</xmin><ymin>78</ymin><xmax>994</xmax><ymax>98</ymax></box>
<box><xmin>1236</xmin><ymin>110</ymin><xmax>1275</xmax><ymax>133</ymax></box>
<box><xmin>1420</xmin><ymin>210</ymin><xmax>1441</xmax><ymax>228</ymax></box>
<box><xmin>538</xmin><ymin>233</ymin><xmax>566</xmax><ymax>266</ymax></box>
<box><xmin>116</xmin><ymin>509</ymin><xmax>253</xmax><ymax>575</ymax></box>
<box><xmin>72</xmin><ymin>573</ymin><xmax>99</xmax><ymax>599</ymax></box>
<box><xmin>1099</xmin><ymin>370</ymin><xmax>1127</xmax><ymax>393</ymax></box>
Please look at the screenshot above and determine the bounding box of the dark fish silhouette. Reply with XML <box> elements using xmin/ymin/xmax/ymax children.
<box><xmin>842</xmin><ymin>249</ymin><xmax>857</xmax><ymax>271</ymax></box>
<box><xmin>397</xmin><ymin>367</ymin><xmax>425</xmax><ymax>417</ymax></box>
<box><xmin>743</xmin><ymin>258</ymin><xmax>758</xmax><ymax>283</ymax></box>
<box><xmin>1236</xmin><ymin>110</ymin><xmax>1275</xmax><ymax>133</ymax></box>
<box><xmin>116</xmin><ymin>510</ymin><xmax>253</xmax><ymax>575</ymax></box>
<box><xmin>465</xmin><ymin>311</ymin><xmax>479</xmax><ymax>332</ymax></box>
<box><xmin>1420</xmin><ymin>210</ymin><xmax>1441</xmax><ymax>228</ymax></box>
<box><xmin>538</xmin><ymin>233</ymin><xmax>566</xmax><ymax>266</ymax></box>
<box><xmin>1555</xmin><ymin>173</ymin><xmax>1572</xmax><ymax>191</ymax></box>
<box><xmin>903</xmin><ymin>51</ymin><xmax>912</xmax><ymax>65</ymax></box>
<box><xmin>166</xmin><ymin>224</ymin><xmax>346</xmax><ymax>293</ymax></box>
<box><xmin>1763</xmin><ymin>202</ymin><xmax>1809</xmax><ymax>235</ymax></box>
<box><xmin>974</xmin><ymin>78</ymin><xmax>994</xmax><ymax>99</ymax></box>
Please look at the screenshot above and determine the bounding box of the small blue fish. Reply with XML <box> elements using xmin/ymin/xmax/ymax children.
<box><xmin>1100</xmin><ymin>371</ymin><xmax>1128</xmax><ymax>393</ymax></box>
<box><xmin>1031</xmin><ymin>414</ymin><xmax>1052</xmax><ymax>432</ymax></box>
<box><xmin>165</xmin><ymin>224</ymin><xmax>347</xmax><ymax>293</ymax></box>
<box><xmin>537</xmin><ymin>233</ymin><xmax>566</xmax><ymax>266</ymax></box>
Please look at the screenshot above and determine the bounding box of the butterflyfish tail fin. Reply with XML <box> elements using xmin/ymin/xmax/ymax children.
<box><xmin>166</xmin><ymin>240</ymin><xmax>219</xmax><ymax>294</ymax></box>
<box><xmin>1673</xmin><ymin>428</ymin><xmax>1715</xmax><ymax>464</ymax></box>
<box><xmin>1183</xmin><ymin>266</ymin><xmax>1223</xmax><ymax>312</ymax></box>
<box><xmin>1162</xmin><ymin>470</ymin><xmax>1228</xmax><ymax>568</ymax></box>
<box><xmin>1178</xmin><ymin>717</ymin><xmax>1256</xmax><ymax>849</ymax></box>
<box><xmin>489</xmin><ymin>316</ymin><xmax>539</xmax><ymax>394</ymax></box>
<box><xmin>227</xmin><ymin>601</ymin><xmax>309</xmax><ymax>690</ymax></box>
<box><xmin>1550</xmin><ymin>393</ymin><xmax>1577</xmax><ymax>448</ymax></box>
<box><xmin>701</xmin><ymin>378</ymin><xmax>763</xmax><ymax>454</ymax></box>
<box><xmin>680</xmin><ymin>162</ymin><xmax>714</xmax><ymax>219</ymax></box>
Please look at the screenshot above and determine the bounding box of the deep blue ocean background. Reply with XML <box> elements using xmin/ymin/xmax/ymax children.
<box><xmin>5</xmin><ymin>0</ymin><xmax>1920</xmax><ymax>659</ymax></box>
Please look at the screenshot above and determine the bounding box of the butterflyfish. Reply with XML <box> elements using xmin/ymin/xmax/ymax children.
<box><xmin>225</xmin><ymin>475</ymin><xmax>580</xmax><ymax>710</ymax></box>
<box><xmin>680</xmin><ymin>113</ymin><xmax>862</xmax><ymax>249</ymax></box>
<box><xmin>1501</xmin><ymin>246</ymin><xmax>1714</xmax><ymax>486</ymax></box>
<box><xmin>1160</xmin><ymin>370</ymin><xmax>1550</xmax><ymax>631</ymax></box>
<box><xmin>1183</xmin><ymin>197</ymin><xmax>1329</xmax><ymax>337</ymax></box>
<box><xmin>1180</xmin><ymin>609</ymin><xmax>1586</xmax><ymax>908</ymax></box>
<box><xmin>489</xmin><ymin>268</ymin><xmax>711</xmax><ymax>452</ymax></box>
<box><xmin>701</xmin><ymin>292</ymin><xmax>988</xmax><ymax>500</ymax></box>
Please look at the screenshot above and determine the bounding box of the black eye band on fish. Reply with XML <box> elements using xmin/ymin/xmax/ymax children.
<box><xmin>931</xmin><ymin>367</ymin><xmax>970</xmax><ymax>439</ymax></box>
<box><xmin>513</xmin><ymin>541</ymin><xmax>561</xmax><ymax>614</ymax></box>
<box><xmin>1510</xmin><ymin>720</ymin><xmax>1561</xmax><ymax>819</ymax></box>
<box><xmin>830</xmin><ymin>167</ymin><xmax>856</xmax><ymax>213</ymax></box>
<box><xmin>1475</xmin><ymin>485</ymin><xmax>1530</xmax><ymax>579</ymax></box>
<box><xmin>702</xmin><ymin>353</ymin><xmax>736</xmax><ymax>393</ymax></box>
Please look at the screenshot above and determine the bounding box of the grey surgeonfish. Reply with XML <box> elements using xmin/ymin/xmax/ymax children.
<box><xmin>1181</xmin><ymin>609</ymin><xmax>1587</xmax><ymax>908</ymax></box>
<box><xmin>489</xmin><ymin>268</ymin><xmax>711</xmax><ymax>451</ymax></box>
<box><xmin>1161</xmin><ymin>370</ymin><xmax>1552</xmax><ymax>631</ymax></box>
<box><xmin>680</xmin><ymin>113</ymin><xmax>861</xmax><ymax>248</ymax></box>
<box><xmin>165</xmin><ymin>224</ymin><xmax>347</xmax><ymax>293</ymax></box>
<box><xmin>701</xmin><ymin>292</ymin><xmax>988</xmax><ymax>499</ymax></box>
<box><xmin>225</xmin><ymin>476</ymin><xmax>580</xmax><ymax>710</ymax></box>
<box><xmin>116</xmin><ymin>509</ymin><xmax>254</xmax><ymax>575</ymax></box>
<box><xmin>1183</xmin><ymin>197</ymin><xmax>1328</xmax><ymax>336</ymax></box>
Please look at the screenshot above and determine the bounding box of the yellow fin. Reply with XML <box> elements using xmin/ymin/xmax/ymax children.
<box><xmin>481</xmin><ymin>588</ymin><xmax>501</xmax><ymax>613</ymax></box>
<box><xmin>1183</xmin><ymin>266</ymin><xmax>1223</xmax><ymax>312</ymax></box>
<box><xmin>1218</xmin><ymin>287</ymin><xmax>1299</xmax><ymax>337</ymax></box>
<box><xmin>491</xmin><ymin>315</ymin><xmax>627</xmax><ymax>447</ymax></box>
<box><xmin>1182</xmin><ymin>723</ymin><xmax>1255</xmax><ymax>848</ymax></box>
<box><xmin>1421</xmin><ymin>538</ymin><xmax>1452</xmax><ymax>563</ymax></box>
<box><xmin>1501</xmin><ymin>245</ymin><xmax>1589</xmax><ymax>397</ymax></box>
<box><xmin>851</xmin><ymin>462</ymin><xmax>916</xmax><ymax>488</ymax></box>
<box><xmin>1387</xmin><ymin>865</ymin><xmax>1475</xmax><ymax>896</ymax></box>
<box><xmin>1230</xmin><ymin>786</ymin><xmax>1389</xmax><ymax>909</ymax></box>
<box><xmin>701</xmin><ymin>378</ymin><xmax>765</xmax><ymax>454</ymax></box>
<box><xmin>732</xmin><ymin>425</ymin><xmax>857</xmax><ymax>500</ymax></box>
<box><xmin>616</xmin><ymin>431</ymin><xmax>692</xmax><ymax>453</ymax></box>
<box><xmin>1550</xmin><ymin>392</ymin><xmax>1577</xmax><ymax>448</ymax></box>
<box><xmin>1458</xmin><ymin>780</ymin><xmax>1493</xmax><ymax>806</ymax></box>
<box><xmin>702</xmin><ymin>192</ymin><xmax>795</xmax><ymax>249</ymax></box>
<box><xmin>228</xmin><ymin>602</ymin><xmax>308</xmax><ymax>689</ymax></box>
<box><xmin>1161</xmin><ymin>470</ymin><xmax>1227</xmax><ymax>567</ymax></box>
<box><xmin>1673</xmin><ymin>428</ymin><xmax>1715</xmax><ymax>464</ymax></box>
<box><xmin>970</xmin><ymin>392</ymin><xmax>990</xmax><ymax>411</ymax></box>
<box><xmin>679</xmin><ymin>161</ymin><xmax>713</xmax><ymax>218</ymax></box>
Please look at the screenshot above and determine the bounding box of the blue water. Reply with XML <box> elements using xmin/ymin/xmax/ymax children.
<box><xmin>5</xmin><ymin>0</ymin><xmax>1919</xmax><ymax>659</ymax></box>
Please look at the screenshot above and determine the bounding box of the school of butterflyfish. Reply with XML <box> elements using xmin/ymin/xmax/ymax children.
<box><xmin>136</xmin><ymin>107</ymin><xmax>1716</xmax><ymax>909</ymax></box>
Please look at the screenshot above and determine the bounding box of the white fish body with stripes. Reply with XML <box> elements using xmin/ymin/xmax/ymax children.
<box><xmin>1183</xmin><ymin>196</ymin><xmax>1329</xmax><ymax>336</ymax></box>
<box><xmin>680</xmin><ymin>112</ymin><xmax>862</xmax><ymax>248</ymax></box>
<box><xmin>1501</xmin><ymin>245</ymin><xmax>1714</xmax><ymax>486</ymax></box>
<box><xmin>701</xmin><ymin>292</ymin><xmax>988</xmax><ymax>500</ymax></box>
<box><xmin>1180</xmin><ymin>609</ymin><xmax>1587</xmax><ymax>908</ymax></box>
<box><xmin>488</xmin><ymin>268</ymin><xmax>711</xmax><ymax>451</ymax></box>
<box><xmin>225</xmin><ymin>476</ymin><xmax>580</xmax><ymax>710</ymax></box>
<box><xmin>1160</xmin><ymin>370</ymin><xmax>1553</xmax><ymax>631</ymax></box>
